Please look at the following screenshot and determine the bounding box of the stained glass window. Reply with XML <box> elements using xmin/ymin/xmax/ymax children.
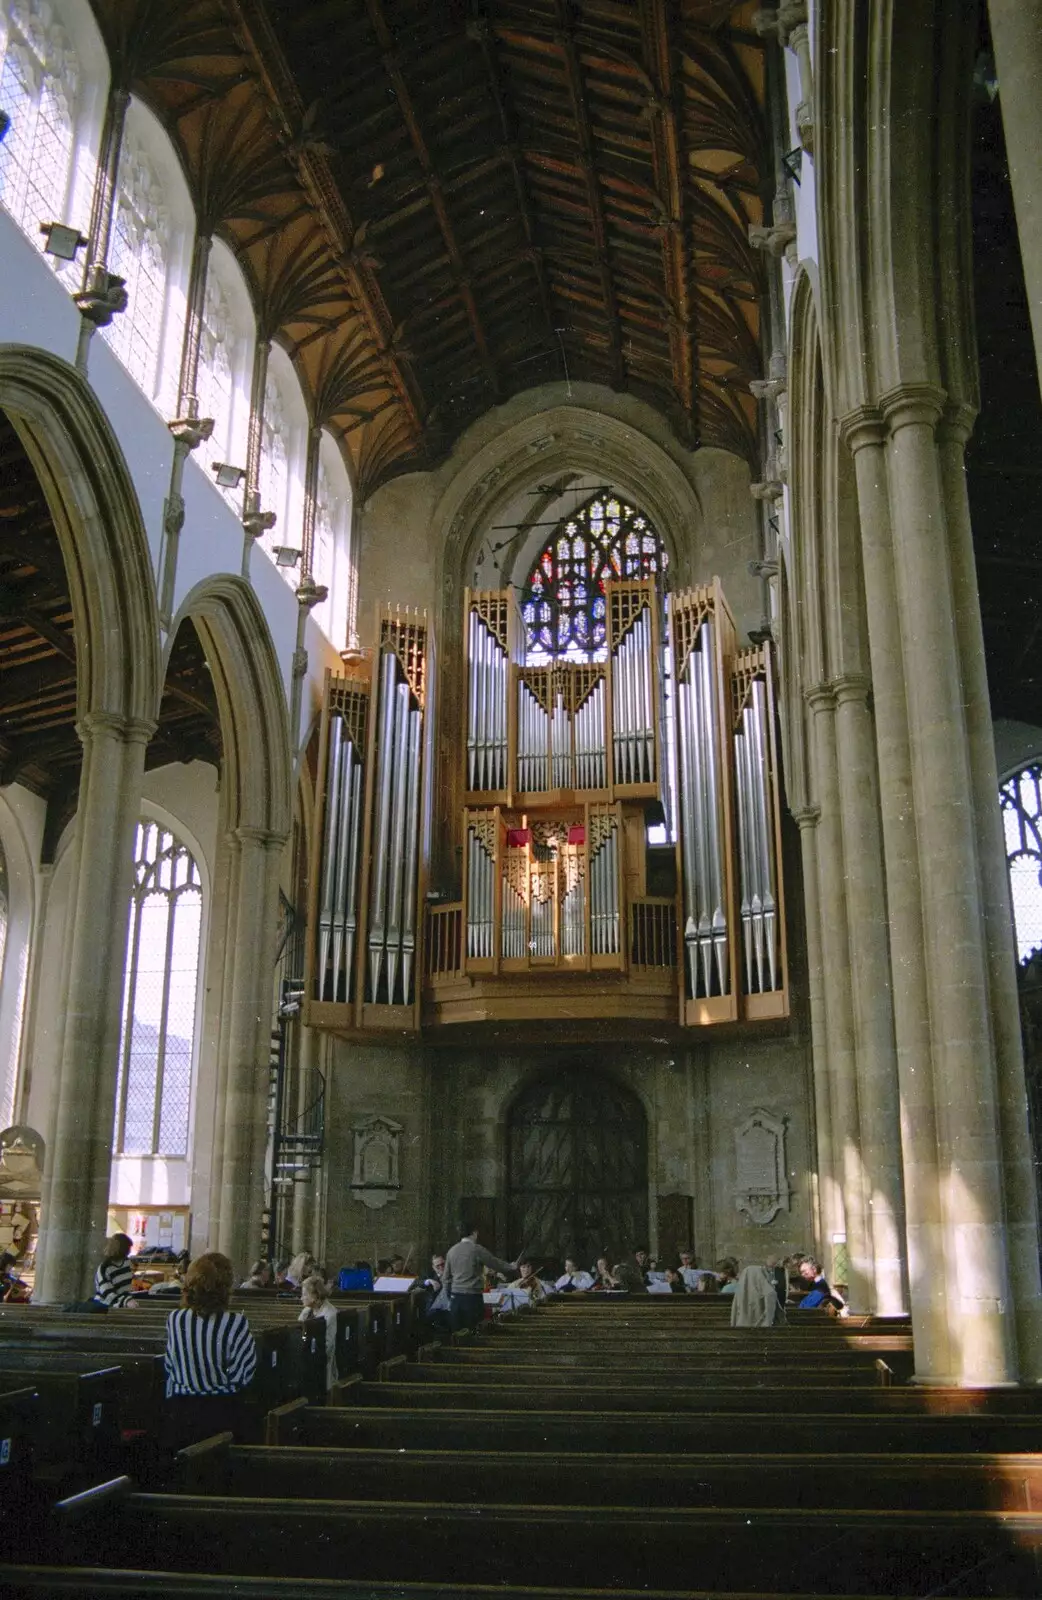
<box><xmin>1001</xmin><ymin>764</ymin><xmax>1042</xmax><ymax>963</ymax></box>
<box><xmin>521</xmin><ymin>492</ymin><xmax>667</xmax><ymax>663</ymax></box>
<box><xmin>0</xmin><ymin>0</ymin><xmax>81</xmax><ymax>273</ymax></box>
<box><xmin>113</xmin><ymin>821</ymin><xmax>203</xmax><ymax>1158</ymax></box>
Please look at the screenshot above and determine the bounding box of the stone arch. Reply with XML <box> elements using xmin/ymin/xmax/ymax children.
<box><xmin>428</xmin><ymin>402</ymin><xmax>709</xmax><ymax>879</ymax></box>
<box><xmin>166</xmin><ymin>576</ymin><xmax>291</xmax><ymax>839</ymax></box>
<box><xmin>0</xmin><ymin>346</ymin><xmax>160</xmax><ymax>726</ymax></box>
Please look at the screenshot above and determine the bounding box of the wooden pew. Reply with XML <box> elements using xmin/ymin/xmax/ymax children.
<box><xmin>0</xmin><ymin>1366</ymin><xmax>121</xmax><ymax>1479</ymax></box>
<box><xmin>178</xmin><ymin>1433</ymin><xmax>1042</xmax><ymax>1513</ymax></box>
<box><xmin>0</xmin><ymin>1313</ymin><xmax>327</xmax><ymax>1408</ymax></box>
<box><xmin>341</xmin><ymin>1377</ymin><xmax>1042</xmax><ymax>1413</ymax></box>
<box><xmin>0</xmin><ymin>1566</ymin><xmax>827</xmax><ymax>1600</ymax></box>
<box><xmin>268</xmin><ymin>1397</ymin><xmax>1042</xmax><ymax>1456</ymax></box>
<box><xmin>0</xmin><ymin>1384</ymin><xmax>37</xmax><ymax>1495</ymax></box>
<box><xmin>377</xmin><ymin>1356</ymin><xmax>890</xmax><ymax>1387</ymax></box>
<box><xmin>45</xmin><ymin>1481</ymin><xmax>1042</xmax><ymax>1595</ymax></box>
<box><xmin>0</xmin><ymin>1347</ymin><xmax>165</xmax><ymax>1434</ymax></box>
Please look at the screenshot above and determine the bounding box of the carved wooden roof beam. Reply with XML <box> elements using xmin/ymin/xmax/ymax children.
<box><xmin>362</xmin><ymin>0</ymin><xmax>502</xmax><ymax>401</ymax></box>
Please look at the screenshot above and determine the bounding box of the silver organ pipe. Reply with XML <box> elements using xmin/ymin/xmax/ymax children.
<box><xmin>317</xmin><ymin>692</ymin><xmax>368</xmax><ymax>1005</ymax></box>
<box><xmin>501</xmin><ymin>849</ymin><xmax>527</xmax><ymax>960</ymax></box>
<box><xmin>561</xmin><ymin>847</ymin><xmax>585</xmax><ymax>957</ymax></box>
<box><xmin>466</xmin><ymin>604</ymin><xmax>508</xmax><ymax>792</ymax></box>
<box><xmin>518</xmin><ymin>675</ymin><xmax>550</xmax><ymax>792</ymax></box>
<box><xmin>466</xmin><ymin>820</ymin><xmax>495</xmax><ymax>960</ymax></box>
<box><xmin>611</xmin><ymin>604</ymin><xmax>654</xmax><ymax>786</ymax></box>
<box><xmin>367</xmin><ymin>646</ymin><xmax>425</xmax><ymax>1005</ymax></box>
<box><xmin>677</xmin><ymin>619</ymin><xmax>728</xmax><ymax>998</ymax></box>
<box><xmin>317</xmin><ymin>715</ymin><xmax>343</xmax><ymax>997</ymax></box>
<box><xmin>734</xmin><ymin>670</ymin><xmax>779</xmax><ymax>994</ymax></box>
<box><xmin>589</xmin><ymin>819</ymin><xmax>619</xmax><ymax>956</ymax></box>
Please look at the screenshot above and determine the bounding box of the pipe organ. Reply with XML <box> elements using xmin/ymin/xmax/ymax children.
<box><xmin>306</xmin><ymin>578</ymin><xmax>787</xmax><ymax>1040</ymax></box>
<box><xmin>307</xmin><ymin>609</ymin><xmax>431</xmax><ymax>1033</ymax></box>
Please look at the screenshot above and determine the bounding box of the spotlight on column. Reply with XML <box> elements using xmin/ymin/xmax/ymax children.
<box><xmin>40</xmin><ymin>222</ymin><xmax>89</xmax><ymax>262</ymax></box>
<box><xmin>212</xmin><ymin>461</ymin><xmax>246</xmax><ymax>489</ymax></box>
<box><xmin>273</xmin><ymin>546</ymin><xmax>303</xmax><ymax>568</ymax></box>
<box><xmin>0</xmin><ymin>111</ymin><xmax>10</xmax><ymax>145</ymax></box>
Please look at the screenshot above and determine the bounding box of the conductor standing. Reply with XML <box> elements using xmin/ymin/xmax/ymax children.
<box><xmin>444</xmin><ymin>1226</ymin><xmax>519</xmax><ymax>1332</ymax></box>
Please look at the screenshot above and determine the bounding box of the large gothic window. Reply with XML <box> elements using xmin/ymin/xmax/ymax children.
<box><xmin>0</xmin><ymin>0</ymin><xmax>81</xmax><ymax>261</ymax></box>
<box><xmin>521</xmin><ymin>492</ymin><xmax>667</xmax><ymax>664</ymax></box>
<box><xmin>1001</xmin><ymin>764</ymin><xmax>1042</xmax><ymax>963</ymax></box>
<box><xmin>113</xmin><ymin>821</ymin><xmax>203</xmax><ymax>1158</ymax></box>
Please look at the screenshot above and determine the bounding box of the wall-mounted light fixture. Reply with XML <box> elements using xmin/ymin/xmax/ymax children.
<box><xmin>40</xmin><ymin>221</ymin><xmax>89</xmax><ymax>262</ymax></box>
<box><xmin>273</xmin><ymin>546</ymin><xmax>303</xmax><ymax>568</ymax></box>
<box><xmin>211</xmin><ymin>461</ymin><xmax>246</xmax><ymax>489</ymax></box>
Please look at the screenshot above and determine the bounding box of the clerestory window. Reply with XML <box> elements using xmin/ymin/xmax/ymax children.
<box><xmin>113</xmin><ymin>821</ymin><xmax>203</xmax><ymax>1158</ymax></box>
<box><xmin>0</xmin><ymin>0</ymin><xmax>81</xmax><ymax>269</ymax></box>
<box><xmin>1001</xmin><ymin>763</ymin><xmax>1042</xmax><ymax>963</ymax></box>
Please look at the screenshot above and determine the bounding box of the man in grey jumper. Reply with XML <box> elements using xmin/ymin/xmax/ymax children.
<box><xmin>444</xmin><ymin>1228</ymin><xmax>519</xmax><ymax>1332</ymax></box>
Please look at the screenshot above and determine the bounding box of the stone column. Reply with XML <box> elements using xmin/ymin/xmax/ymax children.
<box><xmin>843</xmin><ymin>409</ymin><xmax>952</xmax><ymax>1378</ymax></box>
<box><xmin>939</xmin><ymin>405</ymin><xmax>1042</xmax><ymax>1379</ymax></box>
<box><xmin>883</xmin><ymin>383</ymin><xmax>1016</xmax><ymax>1384</ymax></box>
<box><xmin>806</xmin><ymin>685</ymin><xmax>872</xmax><ymax>1309</ymax></box>
<box><xmin>832</xmin><ymin>674</ymin><xmax>908</xmax><ymax>1314</ymax></box>
<box><xmin>34</xmin><ymin>712</ymin><xmax>152</xmax><ymax>1302</ymax></box>
<box><xmin>189</xmin><ymin>809</ymin><xmax>239</xmax><ymax>1252</ymax></box>
<box><xmin>988</xmin><ymin>1</ymin><xmax>1042</xmax><ymax>395</ymax></box>
<box><xmin>215</xmin><ymin>826</ymin><xmax>284</xmax><ymax>1274</ymax></box>
<box><xmin>793</xmin><ymin>805</ymin><xmax>838</xmax><ymax>1249</ymax></box>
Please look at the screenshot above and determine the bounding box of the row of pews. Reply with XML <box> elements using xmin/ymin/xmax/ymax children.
<box><xmin>3</xmin><ymin>1291</ymin><xmax>1042</xmax><ymax>1596</ymax></box>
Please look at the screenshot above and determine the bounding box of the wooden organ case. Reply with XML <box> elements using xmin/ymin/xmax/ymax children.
<box><xmin>305</xmin><ymin>581</ymin><xmax>788</xmax><ymax>1040</ymax></box>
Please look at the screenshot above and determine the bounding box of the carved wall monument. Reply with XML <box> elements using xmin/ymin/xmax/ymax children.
<box><xmin>350</xmin><ymin>1115</ymin><xmax>403</xmax><ymax>1209</ymax></box>
<box><xmin>734</xmin><ymin>1107</ymin><xmax>790</xmax><ymax>1225</ymax></box>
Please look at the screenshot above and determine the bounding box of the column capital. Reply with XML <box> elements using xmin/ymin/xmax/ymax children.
<box><xmin>937</xmin><ymin>400</ymin><xmax>977</xmax><ymax>446</ymax></box>
<box><xmin>76</xmin><ymin>710</ymin><xmax>156</xmax><ymax>748</ymax></box>
<box><xmin>234</xmin><ymin>823</ymin><xmax>288</xmax><ymax>852</ymax></box>
<box><xmin>804</xmin><ymin>681</ymin><xmax>835</xmax><ymax>713</ymax></box>
<box><xmin>831</xmin><ymin>672</ymin><xmax>872</xmax><ymax>707</ymax></box>
<box><xmin>878</xmin><ymin>382</ymin><xmax>947</xmax><ymax>434</ymax></box>
<box><xmin>791</xmin><ymin>803</ymin><xmax>821</xmax><ymax>830</ymax></box>
<box><xmin>839</xmin><ymin>405</ymin><xmax>886</xmax><ymax>452</ymax></box>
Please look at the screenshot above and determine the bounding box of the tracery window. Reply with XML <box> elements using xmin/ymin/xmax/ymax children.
<box><xmin>1001</xmin><ymin>763</ymin><xmax>1042</xmax><ymax>962</ymax></box>
<box><xmin>196</xmin><ymin>267</ymin><xmax>234</xmax><ymax>458</ymax></box>
<box><xmin>0</xmin><ymin>0</ymin><xmax>80</xmax><ymax>263</ymax></box>
<box><xmin>521</xmin><ymin>492</ymin><xmax>667</xmax><ymax>663</ymax></box>
<box><xmin>113</xmin><ymin>821</ymin><xmax>203</xmax><ymax>1159</ymax></box>
<box><xmin>104</xmin><ymin>132</ymin><xmax>168</xmax><ymax>398</ymax></box>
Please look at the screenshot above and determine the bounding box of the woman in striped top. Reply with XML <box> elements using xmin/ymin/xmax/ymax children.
<box><xmin>93</xmin><ymin>1234</ymin><xmax>136</xmax><ymax>1308</ymax></box>
<box><xmin>163</xmin><ymin>1252</ymin><xmax>257</xmax><ymax>1450</ymax></box>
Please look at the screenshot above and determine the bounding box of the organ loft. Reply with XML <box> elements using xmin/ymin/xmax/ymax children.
<box><xmin>0</xmin><ymin>0</ymin><xmax>1041</xmax><ymax>1400</ymax></box>
<box><xmin>306</xmin><ymin>497</ymin><xmax>788</xmax><ymax>1038</ymax></box>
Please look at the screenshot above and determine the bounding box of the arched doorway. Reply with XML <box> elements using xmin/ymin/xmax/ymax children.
<box><xmin>507</xmin><ymin>1066</ymin><xmax>647</xmax><ymax>1264</ymax></box>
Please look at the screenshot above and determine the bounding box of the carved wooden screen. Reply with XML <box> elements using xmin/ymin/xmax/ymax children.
<box><xmin>507</xmin><ymin>1067</ymin><xmax>647</xmax><ymax>1265</ymax></box>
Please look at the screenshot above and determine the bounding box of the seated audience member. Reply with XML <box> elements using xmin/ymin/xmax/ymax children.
<box><xmin>0</xmin><ymin>1251</ymin><xmax>29</xmax><ymax>1302</ymax></box>
<box><xmin>731</xmin><ymin>1262</ymin><xmax>784</xmax><ymax>1327</ymax></box>
<box><xmin>299</xmin><ymin>1273</ymin><xmax>338</xmax><ymax>1391</ymax></box>
<box><xmin>633</xmin><ymin>1247</ymin><xmax>650</xmax><ymax>1280</ymax></box>
<box><xmin>715</xmin><ymin>1257</ymin><xmax>739</xmax><ymax>1295</ymax></box>
<box><xmin>163</xmin><ymin>1252</ymin><xmax>257</xmax><ymax>1450</ymax></box>
<box><xmin>425</xmin><ymin>1253</ymin><xmax>451</xmax><ymax>1332</ymax></box>
<box><xmin>796</xmin><ymin>1256</ymin><xmax>849</xmax><ymax>1315</ymax></box>
<box><xmin>509</xmin><ymin>1260</ymin><xmax>548</xmax><ymax>1304</ymax></box>
<box><xmin>93</xmin><ymin>1233</ymin><xmax>136</xmax><ymax>1308</ymax></box>
<box><xmin>555</xmin><ymin>1257</ymin><xmax>594</xmax><ymax>1292</ymax></box>
<box><xmin>678</xmin><ymin>1250</ymin><xmax>715</xmax><ymax>1291</ymax></box>
<box><xmin>240</xmin><ymin>1260</ymin><xmax>273</xmax><ymax>1290</ymax></box>
<box><xmin>284</xmin><ymin>1250</ymin><xmax>316</xmax><ymax>1289</ymax></box>
<box><xmin>388</xmin><ymin>1254</ymin><xmax>409</xmax><ymax>1276</ymax></box>
<box><xmin>612</xmin><ymin>1260</ymin><xmax>647</xmax><ymax>1294</ymax></box>
<box><xmin>591</xmin><ymin>1256</ymin><xmax>619</xmax><ymax>1290</ymax></box>
<box><xmin>664</xmin><ymin>1266</ymin><xmax>688</xmax><ymax>1294</ymax></box>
